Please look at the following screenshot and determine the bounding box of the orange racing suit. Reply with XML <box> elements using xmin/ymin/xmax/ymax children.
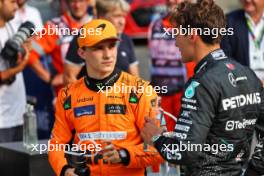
<box><xmin>48</xmin><ymin>69</ymin><xmax>164</xmax><ymax>176</ymax></box>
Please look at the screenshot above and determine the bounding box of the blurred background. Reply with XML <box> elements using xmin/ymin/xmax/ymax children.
<box><xmin>24</xmin><ymin>0</ymin><xmax>242</xmax><ymax>82</ymax></box>
<box><xmin>27</xmin><ymin>0</ymin><xmax>241</xmax><ymax>38</ymax></box>
<box><xmin>17</xmin><ymin>0</ymin><xmax>243</xmax><ymax>95</ymax></box>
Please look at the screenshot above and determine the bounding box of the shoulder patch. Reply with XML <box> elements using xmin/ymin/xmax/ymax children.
<box><xmin>129</xmin><ymin>91</ymin><xmax>139</xmax><ymax>104</ymax></box>
<box><xmin>63</xmin><ymin>95</ymin><xmax>71</xmax><ymax>110</ymax></box>
<box><xmin>184</xmin><ymin>81</ymin><xmax>200</xmax><ymax>99</ymax></box>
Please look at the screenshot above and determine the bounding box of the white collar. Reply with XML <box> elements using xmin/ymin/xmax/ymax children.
<box><xmin>245</xmin><ymin>12</ymin><xmax>264</xmax><ymax>26</ymax></box>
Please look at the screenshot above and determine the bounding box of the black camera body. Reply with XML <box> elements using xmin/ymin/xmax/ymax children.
<box><xmin>0</xmin><ymin>21</ymin><xmax>35</xmax><ymax>84</ymax></box>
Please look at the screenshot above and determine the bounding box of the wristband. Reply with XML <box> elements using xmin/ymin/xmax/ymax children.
<box><xmin>118</xmin><ymin>149</ymin><xmax>130</xmax><ymax>166</ymax></box>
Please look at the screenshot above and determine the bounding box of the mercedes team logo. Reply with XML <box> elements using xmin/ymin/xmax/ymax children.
<box><xmin>228</xmin><ymin>73</ymin><xmax>237</xmax><ymax>87</ymax></box>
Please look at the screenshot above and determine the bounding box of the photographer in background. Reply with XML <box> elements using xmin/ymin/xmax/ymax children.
<box><xmin>0</xmin><ymin>0</ymin><xmax>30</xmax><ymax>142</ymax></box>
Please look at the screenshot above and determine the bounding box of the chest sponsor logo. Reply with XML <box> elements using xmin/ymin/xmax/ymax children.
<box><xmin>78</xmin><ymin>131</ymin><xmax>127</xmax><ymax>140</ymax></box>
<box><xmin>222</xmin><ymin>92</ymin><xmax>261</xmax><ymax>111</ymax></box>
<box><xmin>228</xmin><ymin>73</ymin><xmax>237</xmax><ymax>87</ymax></box>
<box><xmin>74</xmin><ymin>105</ymin><xmax>95</xmax><ymax>117</ymax></box>
<box><xmin>105</xmin><ymin>104</ymin><xmax>126</xmax><ymax>114</ymax></box>
<box><xmin>77</xmin><ymin>97</ymin><xmax>93</xmax><ymax>103</ymax></box>
<box><xmin>107</xmin><ymin>95</ymin><xmax>124</xmax><ymax>99</ymax></box>
<box><xmin>184</xmin><ymin>81</ymin><xmax>200</xmax><ymax>99</ymax></box>
<box><xmin>225</xmin><ymin>119</ymin><xmax>257</xmax><ymax>131</ymax></box>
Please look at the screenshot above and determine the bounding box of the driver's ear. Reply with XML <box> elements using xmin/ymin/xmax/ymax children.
<box><xmin>190</xmin><ymin>28</ymin><xmax>199</xmax><ymax>42</ymax></box>
<box><xmin>78</xmin><ymin>48</ymin><xmax>86</xmax><ymax>60</ymax></box>
<box><xmin>190</xmin><ymin>34</ymin><xmax>199</xmax><ymax>42</ymax></box>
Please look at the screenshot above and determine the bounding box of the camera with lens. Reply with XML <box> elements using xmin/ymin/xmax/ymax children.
<box><xmin>0</xmin><ymin>21</ymin><xmax>35</xmax><ymax>84</ymax></box>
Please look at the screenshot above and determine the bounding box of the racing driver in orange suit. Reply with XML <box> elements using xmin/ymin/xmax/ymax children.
<box><xmin>48</xmin><ymin>19</ymin><xmax>164</xmax><ymax>176</ymax></box>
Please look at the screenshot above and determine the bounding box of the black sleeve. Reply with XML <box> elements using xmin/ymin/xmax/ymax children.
<box><xmin>153</xmin><ymin>79</ymin><xmax>216</xmax><ymax>165</ymax></box>
<box><xmin>245</xmin><ymin>87</ymin><xmax>264</xmax><ymax>175</ymax></box>
<box><xmin>65</xmin><ymin>35</ymin><xmax>84</xmax><ymax>65</ymax></box>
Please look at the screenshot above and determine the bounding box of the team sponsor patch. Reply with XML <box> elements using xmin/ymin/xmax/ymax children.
<box><xmin>225</xmin><ymin>119</ymin><xmax>257</xmax><ymax>131</ymax></box>
<box><xmin>211</xmin><ymin>49</ymin><xmax>227</xmax><ymax>60</ymax></box>
<box><xmin>222</xmin><ymin>92</ymin><xmax>261</xmax><ymax>111</ymax></box>
<box><xmin>228</xmin><ymin>73</ymin><xmax>237</xmax><ymax>87</ymax></box>
<box><xmin>178</xmin><ymin>118</ymin><xmax>193</xmax><ymax>125</ymax></box>
<box><xmin>77</xmin><ymin>97</ymin><xmax>93</xmax><ymax>103</ymax></box>
<box><xmin>175</xmin><ymin>124</ymin><xmax>190</xmax><ymax>132</ymax></box>
<box><xmin>225</xmin><ymin>63</ymin><xmax>235</xmax><ymax>70</ymax></box>
<box><xmin>107</xmin><ymin>95</ymin><xmax>124</xmax><ymax>99</ymax></box>
<box><xmin>180</xmin><ymin>111</ymin><xmax>191</xmax><ymax>118</ymax></box>
<box><xmin>129</xmin><ymin>92</ymin><xmax>138</xmax><ymax>104</ymax></box>
<box><xmin>74</xmin><ymin>105</ymin><xmax>95</xmax><ymax>117</ymax></box>
<box><xmin>174</xmin><ymin>132</ymin><xmax>188</xmax><ymax>140</ymax></box>
<box><xmin>182</xmin><ymin>103</ymin><xmax>197</xmax><ymax>110</ymax></box>
<box><xmin>184</xmin><ymin>81</ymin><xmax>200</xmax><ymax>99</ymax></box>
<box><xmin>78</xmin><ymin>131</ymin><xmax>127</xmax><ymax>140</ymax></box>
<box><xmin>182</xmin><ymin>97</ymin><xmax>197</xmax><ymax>104</ymax></box>
<box><xmin>63</xmin><ymin>96</ymin><xmax>71</xmax><ymax>110</ymax></box>
<box><xmin>105</xmin><ymin>104</ymin><xmax>126</xmax><ymax>114</ymax></box>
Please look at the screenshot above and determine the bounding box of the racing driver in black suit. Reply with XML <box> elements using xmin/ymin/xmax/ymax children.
<box><xmin>141</xmin><ymin>0</ymin><xmax>264</xmax><ymax>175</ymax></box>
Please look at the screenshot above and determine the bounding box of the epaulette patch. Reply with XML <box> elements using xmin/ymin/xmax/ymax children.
<box><xmin>63</xmin><ymin>95</ymin><xmax>71</xmax><ymax>110</ymax></box>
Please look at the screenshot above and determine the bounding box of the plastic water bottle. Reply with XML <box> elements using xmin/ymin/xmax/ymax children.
<box><xmin>23</xmin><ymin>104</ymin><xmax>38</xmax><ymax>149</ymax></box>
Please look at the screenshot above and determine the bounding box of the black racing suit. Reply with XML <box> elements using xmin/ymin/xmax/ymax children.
<box><xmin>153</xmin><ymin>49</ymin><xmax>264</xmax><ymax>176</ymax></box>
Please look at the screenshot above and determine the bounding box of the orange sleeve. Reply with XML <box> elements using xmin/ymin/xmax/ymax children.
<box><xmin>48</xmin><ymin>87</ymin><xmax>74</xmax><ymax>175</ymax></box>
<box><xmin>28</xmin><ymin>49</ymin><xmax>41</xmax><ymax>66</ymax></box>
<box><xmin>124</xmin><ymin>83</ymin><xmax>164</xmax><ymax>168</ymax></box>
<box><xmin>28</xmin><ymin>22</ymin><xmax>59</xmax><ymax>65</ymax></box>
<box><xmin>185</xmin><ymin>62</ymin><xmax>196</xmax><ymax>79</ymax></box>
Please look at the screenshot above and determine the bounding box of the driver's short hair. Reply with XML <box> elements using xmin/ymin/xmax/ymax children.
<box><xmin>170</xmin><ymin>0</ymin><xmax>226</xmax><ymax>44</ymax></box>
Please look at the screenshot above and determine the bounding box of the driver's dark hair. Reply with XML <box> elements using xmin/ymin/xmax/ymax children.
<box><xmin>169</xmin><ymin>0</ymin><xmax>226</xmax><ymax>44</ymax></box>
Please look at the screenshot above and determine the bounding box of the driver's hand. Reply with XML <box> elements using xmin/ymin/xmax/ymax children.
<box><xmin>101</xmin><ymin>141</ymin><xmax>122</xmax><ymax>164</ymax></box>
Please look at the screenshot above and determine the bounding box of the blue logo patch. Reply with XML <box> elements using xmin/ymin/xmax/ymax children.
<box><xmin>74</xmin><ymin>105</ymin><xmax>95</xmax><ymax>117</ymax></box>
<box><xmin>185</xmin><ymin>81</ymin><xmax>200</xmax><ymax>99</ymax></box>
